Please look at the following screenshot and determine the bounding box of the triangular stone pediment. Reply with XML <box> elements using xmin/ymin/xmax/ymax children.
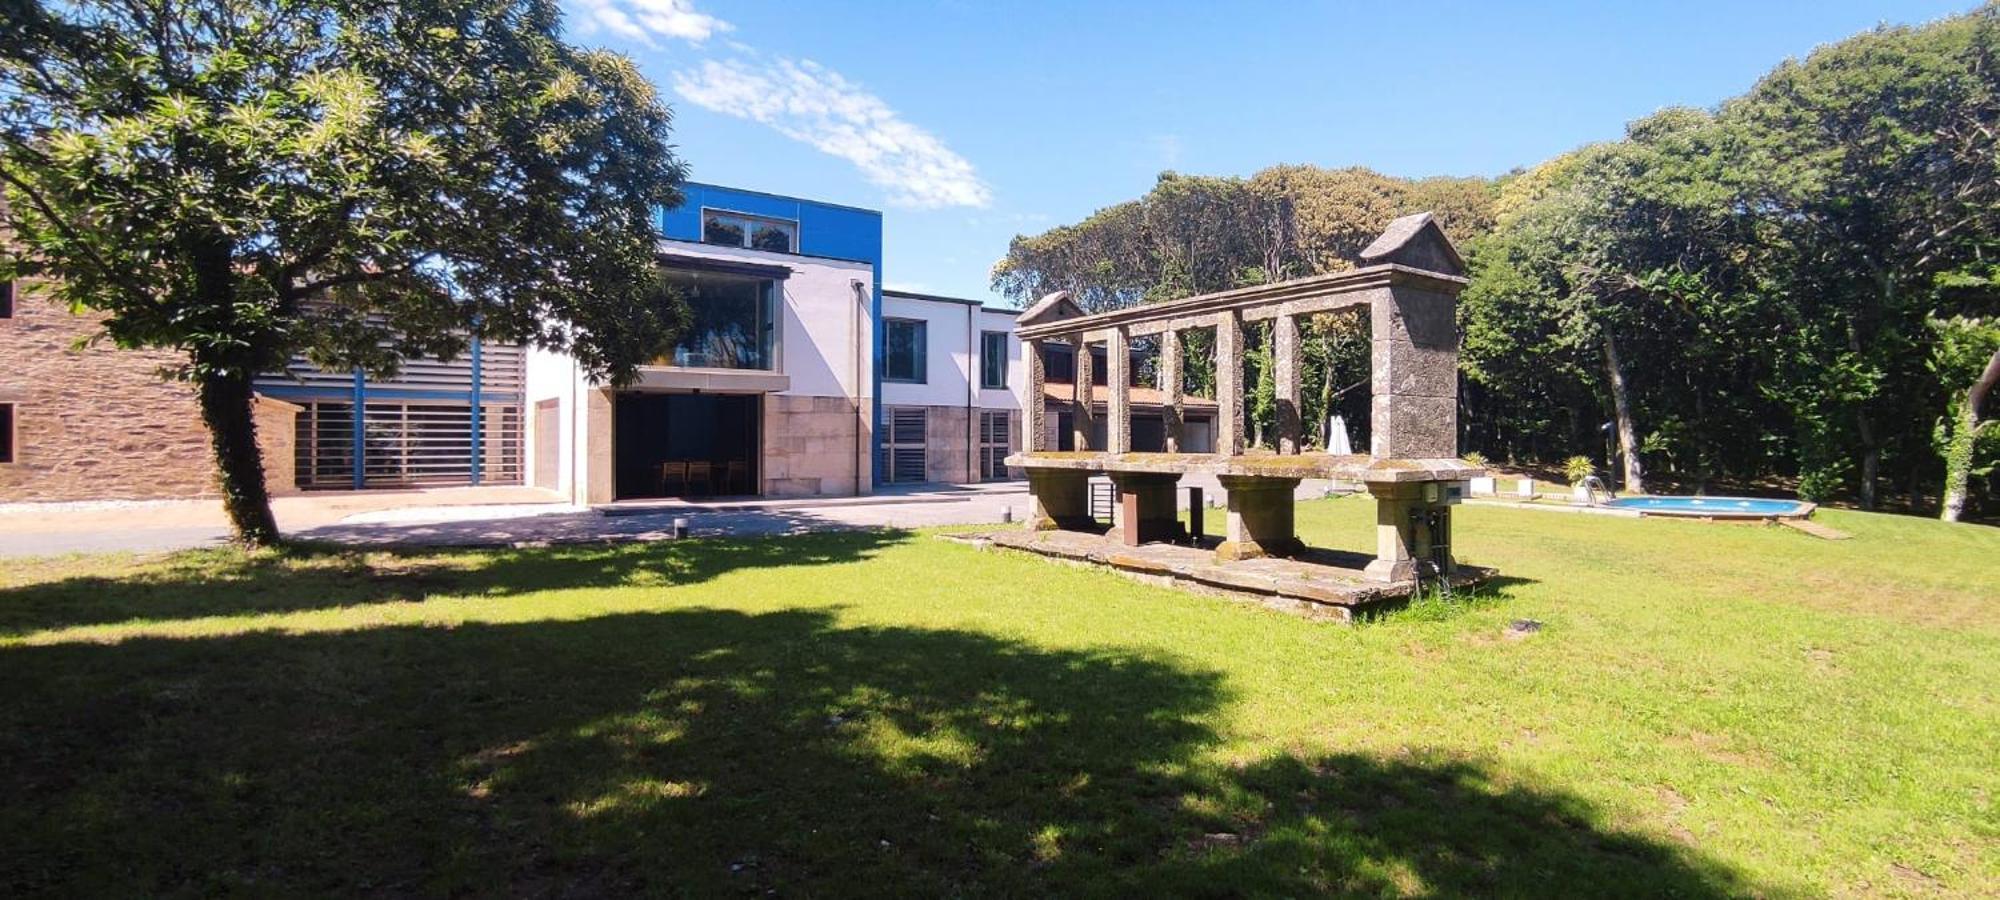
<box><xmin>1017</xmin><ymin>290</ymin><xmax>1084</xmax><ymax>327</ymax></box>
<box><xmin>1358</xmin><ymin>212</ymin><xmax>1465</xmax><ymax>277</ymax></box>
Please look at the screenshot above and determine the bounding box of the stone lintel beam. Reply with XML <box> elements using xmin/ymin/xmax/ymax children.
<box><xmin>1215</xmin><ymin>474</ymin><xmax>1302</xmax><ymax>561</ymax></box>
<box><xmin>1072</xmin><ymin>334</ymin><xmax>1095</xmax><ymax>451</ymax></box>
<box><xmin>1108</xmin><ymin>471</ymin><xmax>1180</xmax><ymax>546</ymax></box>
<box><xmin>1215</xmin><ymin>312</ymin><xmax>1246</xmax><ymax>456</ymax></box>
<box><xmin>1106</xmin><ymin>327</ymin><xmax>1131</xmax><ymax>453</ymax></box>
<box><xmin>1274</xmin><ymin>313</ymin><xmax>1301</xmax><ymax>454</ymax></box>
<box><xmin>1159</xmin><ymin>328</ymin><xmax>1184</xmax><ymax>453</ymax></box>
<box><xmin>1014</xmin><ymin>264</ymin><xmax>1463</xmax><ymax>343</ymax></box>
<box><xmin>1025</xmin><ymin>468</ymin><xmax>1095</xmax><ymax>532</ymax></box>
<box><xmin>1023</xmin><ymin>337</ymin><xmax>1046</xmax><ymax>452</ymax></box>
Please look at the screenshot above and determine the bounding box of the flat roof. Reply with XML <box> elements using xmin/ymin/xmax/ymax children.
<box><xmin>883</xmin><ymin>287</ymin><xmax>1016</xmax><ymax>314</ymax></box>
<box><xmin>682</xmin><ymin>181</ymin><xmax>883</xmax><ymax>217</ymax></box>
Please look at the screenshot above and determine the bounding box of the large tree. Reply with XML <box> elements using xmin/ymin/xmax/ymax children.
<box><xmin>0</xmin><ymin>0</ymin><xmax>687</xmax><ymax>544</ymax></box>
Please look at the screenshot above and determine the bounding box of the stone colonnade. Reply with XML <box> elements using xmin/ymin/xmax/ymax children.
<box><xmin>1007</xmin><ymin>212</ymin><xmax>1475</xmax><ymax>582</ymax></box>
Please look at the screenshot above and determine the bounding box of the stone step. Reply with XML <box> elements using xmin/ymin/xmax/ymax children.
<box><xmin>1781</xmin><ymin>518</ymin><xmax>1852</xmax><ymax>540</ymax></box>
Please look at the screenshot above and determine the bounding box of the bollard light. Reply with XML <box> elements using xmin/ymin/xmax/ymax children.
<box><xmin>1001</xmin><ymin>506</ymin><xmax>1013</xmax><ymax>524</ymax></box>
<box><xmin>672</xmin><ymin>517</ymin><xmax>689</xmax><ymax>540</ymax></box>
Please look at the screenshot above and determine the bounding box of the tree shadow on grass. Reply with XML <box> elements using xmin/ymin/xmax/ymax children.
<box><xmin>0</xmin><ymin>605</ymin><xmax>1766</xmax><ymax>896</ymax></box>
<box><xmin>0</xmin><ymin>529</ymin><xmax>908</xmax><ymax>638</ymax></box>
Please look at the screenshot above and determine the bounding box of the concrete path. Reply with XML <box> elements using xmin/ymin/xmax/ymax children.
<box><xmin>0</xmin><ymin>476</ymin><xmax>1348</xmax><ymax>558</ymax></box>
<box><xmin>0</xmin><ymin>483</ymin><xmax>1035</xmax><ymax>557</ymax></box>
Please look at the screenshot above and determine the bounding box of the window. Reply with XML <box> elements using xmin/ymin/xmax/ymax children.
<box><xmin>701</xmin><ymin>210</ymin><xmax>798</xmax><ymax>253</ymax></box>
<box><xmin>0</xmin><ymin>402</ymin><xmax>15</xmax><ymax>463</ymax></box>
<box><xmin>0</xmin><ymin>280</ymin><xmax>13</xmax><ymax>319</ymax></box>
<box><xmin>882</xmin><ymin>318</ymin><xmax>926</xmax><ymax>383</ymax></box>
<box><xmin>979</xmin><ymin>410</ymin><xmax>1011</xmax><ymax>479</ymax></box>
<box><xmin>657</xmin><ymin>269</ymin><xmax>778</xmax><ymax>370</ymax></box>
<box><xmin>881</xmin><ymin>406</ymin><xmax>927</xmax><ymax>484</ymax></box>
<box><xmin>980</xmin><ymin>331</ymin><xmax>1009</xmax><ymax>390</ymax></box>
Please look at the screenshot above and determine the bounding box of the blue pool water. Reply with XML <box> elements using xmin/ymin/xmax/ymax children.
<box><xmin>1602</xmin><ymin>496</ymin><xmax>1810</xmax><ymax>517</ymax></box>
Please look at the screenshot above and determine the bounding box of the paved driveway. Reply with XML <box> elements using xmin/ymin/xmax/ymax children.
<box><xmin>0</xmin><ymin>484</ymin><xmax>1036</xmax><ymax>557</ymax></box>
<box><xmin>1</xmin><ymin>476</ymin><xmax>1349</xmax><ymax>558</ymax></box>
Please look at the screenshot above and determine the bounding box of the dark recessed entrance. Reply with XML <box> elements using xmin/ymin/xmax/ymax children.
<box><xmin>614</xmin><ymin>392</ymin><xmax>761</xmax><ymax>499</ymax></box>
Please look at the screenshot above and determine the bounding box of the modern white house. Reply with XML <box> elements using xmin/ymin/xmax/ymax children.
<box><xmin>524</xmin><ymin>183</ymin><xmax>1026</xmax><ymax>505</ymax></box>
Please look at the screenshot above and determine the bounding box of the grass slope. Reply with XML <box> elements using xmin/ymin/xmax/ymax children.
<box><xmin>0</xmin><ymin>498</ymin><xmax>1994</xmax><ymax>896</ymax></box>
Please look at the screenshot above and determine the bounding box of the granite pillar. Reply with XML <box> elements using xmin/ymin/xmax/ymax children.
<box><xmin>1026</xmin><ymin>468</ymin><xmax>1094</xmax><ymax>531</ymax></box>
<box><xmin>1275</xmin><ymin>313</ymin><xmax>1301</xmax><ymax>454</ymax></box>
<box><xmin>1023</xmin><ymin>337</ymin><xmax>1045</xmax><ymax>452</ymax></box>
<box><xmin>1106</xmin><ymin>327</ymin><xmax>1131</xmax><ymax>453</ymax></box>
<box><xmin>1370</xmin><ymin>286</ymin><xmax>1460</xmax><ymax>459</ymax></box>
<box><xmin>1159</xmin><ymin>328</ymin><xmax>1184</xmax><ymax>453</ymax></box>
<box><xmin>1215</xmin><ymin>314</ymin><xmax>1245</xmax><ymax>456</ymax></box>
<box><xmin>1215</xmin><ymin>473</ymin><xmax>1302</xmax><ymax>561</ymax></box>
<box><xmin>1072</xmin><ymin>335</ymin><xmax>1094</xmax><ymax>451</ymax></box>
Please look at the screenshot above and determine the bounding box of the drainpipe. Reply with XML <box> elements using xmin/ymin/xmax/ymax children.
<box><xmin>852</xmin><ymin>279</ymin><xmax>866</xmax><ymax>496</ymax></box>
<box><xmin>569</xmin><ymin>354</ymin><xmax>580</xmax><ymax>507</ymax></box>
<box><xmin>966</xmin><ymin>302</ymin><xmax>976</xmax><ymax>482</ymax></box>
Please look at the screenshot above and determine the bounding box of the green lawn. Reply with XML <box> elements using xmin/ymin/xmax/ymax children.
<box><xmin>1</xmin><ymin>499</ymin><xmax>1994</xmax><ymax>896</ymax></box>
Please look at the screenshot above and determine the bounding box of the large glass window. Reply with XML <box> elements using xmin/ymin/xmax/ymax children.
<box><xmin>701</xmin><ymin>210</ymin><xmax>798</xmax><ymax>254</ymax></box>
<box><xmin>882</xmin><ymin>318</ymin><xmax>926</xmax><ymax>383</ymax></box>
<box><xmin>658</xmin><ymin>269</ymin><xmax>778</xmax><ymax>370</ymax></box>
<box><xmin>980</xmin><ymin>331</ymin><xmax>1009</xmax><ymax>389</ymax></box>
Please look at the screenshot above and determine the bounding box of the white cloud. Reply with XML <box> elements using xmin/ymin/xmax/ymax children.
<box><xmin>672</xmin><ymin>57</ymin><xmax>991</xmax><ymax>210</ymax></box>
<box><xmin>571</xmin><ymin>0</ymin><xmax>731</xmax><ymax>47</ymax></box>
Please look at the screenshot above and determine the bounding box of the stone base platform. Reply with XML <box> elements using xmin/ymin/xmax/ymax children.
<box><xmin>946</xmin><ymin>528</ymin><xmax>1495</xmax><ymax>623</ymax></box>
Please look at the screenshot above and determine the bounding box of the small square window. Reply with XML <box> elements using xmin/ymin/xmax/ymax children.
<box><xmin>0</xmin><ymin>403</ymin><xmax>14</xmax><ymax>463</ymax></box>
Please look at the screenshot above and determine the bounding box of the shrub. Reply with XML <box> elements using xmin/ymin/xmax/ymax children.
<box><xmin>1462</xmin><ymin>451</ymin><xmax>1489</xmax><ymax>468</ymax></box>
<box><xmin>1563</xmin><ymin>455</ymin><xmax>1597</xmax><ymax>486</ymax></box>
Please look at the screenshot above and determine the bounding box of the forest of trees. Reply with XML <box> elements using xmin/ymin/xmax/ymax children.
<box><xmin>991</xmin><ymin>7</ymin><xmax>1999</xmax><ymax>521</ymax></box>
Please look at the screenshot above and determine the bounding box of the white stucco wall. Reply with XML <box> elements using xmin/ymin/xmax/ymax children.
<box><xmin>655</xmin><ymin>239</ymin><xmax>874</xmax><ymax>401</ymax></box>
<box><xmin>521</xmin><ymin>240</ymin><xmax>877</xmax><ymax>504</ymax></box>
<box><xmin>880</xmin><ymin>294</ymin><xmax>1023</xmax><ymax>412</ymax></box>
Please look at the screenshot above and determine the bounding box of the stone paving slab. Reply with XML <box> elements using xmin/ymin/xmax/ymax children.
<box><xmin>954</xmin><ymin>528</ymin><xmax>1494</xmax><ymax>623</ymax></box>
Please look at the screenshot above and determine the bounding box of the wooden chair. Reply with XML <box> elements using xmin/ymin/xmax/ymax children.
<box><xmin>724</xmin><ymin>460</ymin><xmax>750</xmax><ymax>495</ymax></box>
<box><xmin>658</xmin><ymin>461</ymin><xmax>687</xmax><ymax>497</ymax></box>
<box><xmin>685</xmin><ymin>461</ymin><xmax>714</xmax><ymax>498</ymax></box>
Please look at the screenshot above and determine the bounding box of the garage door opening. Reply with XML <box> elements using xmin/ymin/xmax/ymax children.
<box><xmin>614</xmin><ymin>392</ymin><xmax>761</xmax><ymax>499</ymax></box>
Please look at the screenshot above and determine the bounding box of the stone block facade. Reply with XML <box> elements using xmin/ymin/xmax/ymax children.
<box><xmin>0</xmin><ymin>282</ymin><xmax>216</xmax><ymax>502</ymax></box>
<box><xmin>0</xmin><ymin>281</ymin><xmax>299</xmax><ymax>502</ymax></box>
<box><xmin>764</xmin><ymin>393</ymin><xmax>872</xmax><ymax>497</ymax></box>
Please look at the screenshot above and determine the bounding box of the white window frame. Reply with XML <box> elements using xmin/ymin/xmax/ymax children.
<box><xmin>700</xmin><ymin>208</ymin><xmax>799</xmax><ymax>254</ymax></box>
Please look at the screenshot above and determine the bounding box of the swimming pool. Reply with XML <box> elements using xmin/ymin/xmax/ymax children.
<box><xmin>1602</xmin><ymin>495</ymin><xmax>1815</xmax><ymax>520</ymax></box>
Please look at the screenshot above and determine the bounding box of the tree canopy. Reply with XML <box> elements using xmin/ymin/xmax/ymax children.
<box><xmin>993</xmin><ymin>6</ymin><xmax>2000</xmax><ymax>519</ymax></box>
<box><xmin>1</xmin><ymin>0</ymin><xmax>689</xmax><ymax>542</ymax></box>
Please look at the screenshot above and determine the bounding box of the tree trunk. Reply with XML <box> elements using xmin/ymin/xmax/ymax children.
<box><xmin>1857</xmin><ymin>414</ymin><xmax>1880</xmax><ymax>510</ymax></box>
<box><xmin>1601</xmin><ymin>332</ymin><xmax>1646</xmax><ymax>495</ymax></box>
<box><xmin>1940</xmin><ymin>346</ymin><xmax>2000</xmax><ymax>523</ymax></box>
<box><xmin>198</xmin><ymin>364</ymin><xmax>281</xmax><ymax>546</ymax></box>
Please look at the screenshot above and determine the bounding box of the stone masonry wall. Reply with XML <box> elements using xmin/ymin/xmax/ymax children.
<box><xmin>0</xmin><ymin>280</ymin><xmax>298</xmax><ymax>502</ymax></box>
<box><xmin>764</xmin><ymin>393</ymin><xmax>871</xmax><ymax>497</ymax></box>
<box><xmin>0</xmin><ymin>282</ymin><xmax>217</xmax><ymax>502</ymax></box>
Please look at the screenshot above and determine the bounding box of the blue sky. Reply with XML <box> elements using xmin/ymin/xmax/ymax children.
<box><xmin>560</xmin><ymin>0</ymin><xmax>1978</xmax><ymax>305</ymax></box>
